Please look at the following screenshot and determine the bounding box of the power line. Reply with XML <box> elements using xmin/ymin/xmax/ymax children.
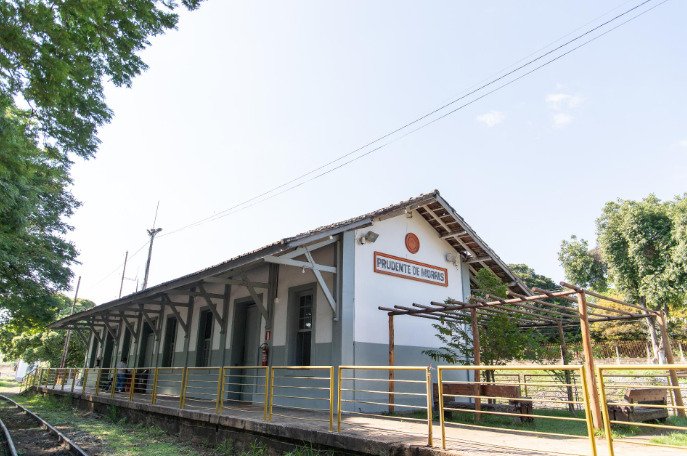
<box><xmin>92</xmin><ymin>0</ymin><xmax>667</xmax><ymax>288</ymax></box>
<box><xmin>159</xmin><ymin>0</ymin><xmax>663</xmax><ymax>236</ymax></box>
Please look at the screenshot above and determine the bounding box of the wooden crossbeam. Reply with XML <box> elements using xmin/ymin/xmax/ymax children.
<box><xmin>119</xmin><ymin>312</ymin><xmax>138</xmax><ymax>341</ymax></box>
<box><xmin>140</xmin><ymin>304</ymin><xmax>160</xmax><ymax>338</ymax></box>
<box><xmin>197</xmin><ymin>284</ymin><xmax>226</xmax><ymax>328</ymax></box>
<box><xmin>241</xmin><ymin>274</ymin><xmax>269</xmax><ymax>321</ymax></box>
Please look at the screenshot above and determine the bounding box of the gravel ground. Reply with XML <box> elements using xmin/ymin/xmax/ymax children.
<box><xmin>0</xmin><ymin>401</ymin><xmax>73</xmax><ymax>456</ymax></box>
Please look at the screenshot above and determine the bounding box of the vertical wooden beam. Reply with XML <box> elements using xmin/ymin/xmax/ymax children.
<box><xmin>558</xmin><ymin>321</ymin><xmax>575</xmax><ymax>413</ymax></box>
<box><xmin>182</xmin><ymin>290</ymin><xmax>195</xmax><ymax>368</ymax></box>
<box><xmin>218</xmin><ymin>284</ymin><xmax>231</xmax><ymax>368</ymax></box>
<box><xmin>131</xmin><ymin>311</ymin><xmax>143</xmax><ymax>368</ymax></box>
<box><xmin>470</xmin><ymin>308</ymin><xmax>481</xmax><ymax>421</ymax></box>
<box><xmin>577</xmin><ymin>291</ymin><xmax>602</xmax><ymax>428</ymax></box>
<box><xmin>657</xmin><ymin>311</ymin><xmax>685</xmax><ymax>417</ymax></box>
<box><xmin>388</xmin><ymin>314</ymin><xmax>395</xmax><ymax>415</ymax></box>
<box><xmin>152</xmin><ymin>303</ymin><xmax>164</xmax><ymax>367</ymax></box>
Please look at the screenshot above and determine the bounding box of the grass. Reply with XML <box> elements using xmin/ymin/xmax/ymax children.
<box><xmin>0</xmin><ymin>378</ymin><xmax>19</xmax><ymax>392</ymax></box>
<box><xmin>12</xmin><ymin>393</ymin><xmax>206</xmax><ymax>455</ymax></box>
<box><xmin>436</xmin><ymin>407</ymin><xmax>687</xmax><ymax>447</ymax></box>
<box><xmin>13</xmin><ymin>392</ymin><xmax>337</xmax><ymax>455</ymax></box>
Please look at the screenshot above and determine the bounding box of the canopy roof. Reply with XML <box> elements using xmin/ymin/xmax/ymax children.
<box><xmin>379</xmin><ymin>282</ymin><xmax>658</xmax><ymax>329</ymax></box>
<box><xmin>53</xmin><ymin>190</ymin><xmax>528</xmax><ymax>330</ymax></box>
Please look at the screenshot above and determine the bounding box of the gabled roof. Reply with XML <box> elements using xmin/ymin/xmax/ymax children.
<box><xmin>52</xmin><ymin>190</ymin><xmax>529</xmax><ymax>329</ymax></box>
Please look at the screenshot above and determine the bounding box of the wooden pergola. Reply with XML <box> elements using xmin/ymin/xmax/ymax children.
<box><xmin>379</xmin><ymin>282</ymin><xmax>685</xmax><ymax>428</ymax></box>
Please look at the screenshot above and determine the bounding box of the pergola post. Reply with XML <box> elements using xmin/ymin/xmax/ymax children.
<box><xmin>557</xmin><ymin>322</ymin><xmax>575</xmax><ymax>412</ymax></box>
<box><xmin>657</xmin><ymin>311</ymin><xmax>686</xmax><ymax>417</ymax></box>
<box><xmin>577</xmin><ymin>291</ymin><xmax>602</xmax><ymax>429</ymax></box>
<box><xmin>388</xmin><ymin>314</ymin><xmax>395</xmax><ymax>414</ymax></box>
<box><xmin>470</xmin><ymin>308</ymin><xmax>481</xmax><ymax>421</ymax></box>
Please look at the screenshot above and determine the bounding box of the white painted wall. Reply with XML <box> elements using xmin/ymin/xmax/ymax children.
<box><xmin>353</xmin><ymin>211</ymin><xmax>466</xmax><ymax>347</ymax></box>
<box><xmin>272</xmin><ymin>245</ymin><xmax>335</xmax><ymax>347</ymax></box>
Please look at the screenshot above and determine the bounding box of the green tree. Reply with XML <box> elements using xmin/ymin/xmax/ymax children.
<box><xmin>1</xmin><ymin>1</ymin><xmax>203</xmax><ymax>324</ymax></box>
<box><xmin>557</xmin><ymin>237</ymin><xmax>608</xmax><ymax>292</ymax></box>
<box><xmin>0</xmin><ymin>294</ymin><xmax>94</xmax><ymax>367</ymax></box>
<box><xmin>558</xmin><ymin>195</ymin><xmax>687</xmax><ymax>357</ymax></box>
<box><xmin>424</xmin><ymin>268</ymin><xmax>544</xmax><ymax>370</ymax></box>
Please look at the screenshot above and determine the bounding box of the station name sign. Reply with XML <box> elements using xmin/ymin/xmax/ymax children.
<box><xmin>373</xmin><ymin>252</ymin><xmax>448</xmax><ymax>287</ymax></box>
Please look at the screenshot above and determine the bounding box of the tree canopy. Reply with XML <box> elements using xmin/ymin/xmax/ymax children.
<box><xmin>558</xmin><ymin>195</ymin><xmax>687</xmax><ymax>346</ymax></box>
<box><xmin>0</xmin><ymin>294</ymin><xmax>94</xmax><ymax>367</ymax></box>
<box><xmin>559</xmin><ymin>195</ymin><xmax>687</xmax><ymax>312</ymax></box>
<box><xmin>0</xmin><ymin>1</ymin><xmax>204</xmax><ymax>334</ymax></box>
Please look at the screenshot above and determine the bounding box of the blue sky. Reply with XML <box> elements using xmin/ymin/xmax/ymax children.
<box><xmin>68</xmin><ymin>0</ymin><xmax>687</xmax><ymax>303</ymax></box>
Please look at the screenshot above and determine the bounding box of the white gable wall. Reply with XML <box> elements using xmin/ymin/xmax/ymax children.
<box><xmin>353</xmin><ymin>210</ymin><xmax>466</xmax><ymax>348</ymax></box>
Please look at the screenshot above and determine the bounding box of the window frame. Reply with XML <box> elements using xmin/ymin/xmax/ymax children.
<box><xmin>195</xmin><ymin>308</ymin><xmax>214</xmax><ymax>367</ymax></box>
<box><xmin>287</xmin><ymin>283</ymin><xmax>317</xmax><ymax>366</ymax></box>
<box><xmin>161</xmin><ymin>315</ymin><xmax>178</xmax><ymax>367</ymax></box>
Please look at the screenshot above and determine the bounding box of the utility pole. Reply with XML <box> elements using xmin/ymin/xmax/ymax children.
<box><xmin>118</xmin><ymin>251</ymin><xmax>128</xmax><ymax>298</ymax></box>
<box><xmin>59</xmin><ymin>276</ymin><xmax>81</xmax><ymax>369</ymax></box>
<box><xmin>142</xmin><ymin>202</ymin><xmax>162</xmax><ymax>291</ymax></box>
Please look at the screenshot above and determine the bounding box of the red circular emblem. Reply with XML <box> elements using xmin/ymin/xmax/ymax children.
<box><xmin>405</xmin><ymin>233</ymin><xmax>420</xmax><ymax>254</ymax></box>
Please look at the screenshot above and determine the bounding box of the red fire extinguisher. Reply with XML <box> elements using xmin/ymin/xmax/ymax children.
<box><xmin>260</xmin><ymin>343</ymin><xmax>269</xmax><ymax>366</ymax></box>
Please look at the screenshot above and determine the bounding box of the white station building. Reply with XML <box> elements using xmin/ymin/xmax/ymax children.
<box><xmin>55</xmin><ymin>190</ymin><xmax>528</xmax><ymax>373</ymax></box>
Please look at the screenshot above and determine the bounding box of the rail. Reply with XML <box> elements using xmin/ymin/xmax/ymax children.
<box><xmin>337</xmin><ymin>366</ymin><xmax>432</xmax><ymax>445</ymax></box>
<box><xmin>597</xmin><ymin>364</ymin><xmax>687</xmax><ymax>455</ymax></box>
<box><xmin>437</xmin><ymin>364</ymin><xmax>597</xmax><ymax>455</ymax></box>
<box><xmin>269</xmin><ymin>366</ymin><xmax>334</xmax><ymax>431</ymax></box>
<box><xmin>30</xmin><ymin>364</ymin><xmax>687</xmax><ymax>454</ymax></box>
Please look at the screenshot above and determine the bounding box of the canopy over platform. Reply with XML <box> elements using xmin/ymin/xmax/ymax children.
<box><xmin>379</xmin><ymin>282</ymin><xmax>685</xmax><ymax>428</ymax></box>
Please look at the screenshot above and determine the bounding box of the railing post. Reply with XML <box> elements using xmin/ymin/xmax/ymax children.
<box><xmin>595</xmin><ymin>367</ymin><xmax>614</xmax><ymax>456</ymax></box>
<box><xmin>70</xmin><ymin>368</ymin><xmax>76</xmax><ymax>393</ymax></box>
<box><xmin>268</xmin><ymin>368</ymin><xmax>275</xmax><ymax>421</ymax></box>
<box><xmin>82</xmin><ymin>369</ymin><xmax>88</xmax><ymax>397</ymax></box>
<box><xmin>438</xmin><ymin>367</ymin><xmax>446</xmax><ymax>450</ymax></box>
<box><xmin>129</xmin><ymin>369</ymin><xmax>137</xmax><ymax>402</ymax></box>
<box><xmin>425</xmin><ymin>367</ymin><xmax>433</xmax><ymax>447</ymax></box>
<box><xmin>151</xmin><ymin>368</ymin><xmax>159</xmax><ymax>405</ymax></box>
<box><xmin>336</xmin><ymin>367</ymin><xmax>343</xmax><ymax>432</ymax></box>
<box><xmin>179</xmin><ymin>367</ymin><xmax>188</xmax><ymax>409</ymax></box>
<box><xmin>95</xmin><ymin>369</ymin><xmax>101</xmax><ymax>396</ymax></box>
<box><xmin>262</xmin><ymin>367</ymin><xmax>269</xmax><ymax>421</ymax></box>
<box><xmin>215</xmin><ymin>367</ymin><xmax>224</xmax><ymax>414</ymax></box>
<box><xmin>578</xmin><ymin>366</ymin><xmax>598</xmax><ymax>456</ymax></box>
<box><xmin>111</xmin><ymin>368</ymin><xmax>117</xmax><ymax>398</ymax></box>
<box><xmin>328</xmin><ymin>367</ymin><xmax>334</xmax><ymax>432</ymax></box>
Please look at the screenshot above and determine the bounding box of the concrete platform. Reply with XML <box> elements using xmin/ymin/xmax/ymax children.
<box><xmin>37</xmin><ymin>386</ymin><xmax>683</xmax><ymax>456</ymax></box>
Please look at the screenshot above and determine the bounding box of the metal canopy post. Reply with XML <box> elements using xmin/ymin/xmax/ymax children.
<box><xmin>576</xmin><ymin>291</ymin><xmax>602</xmax><ymax>429</ymax></box>
<box><xmin>557</xmin><ymin>321</ymin><xmax>575</xmax><ymax>412</ymax></box>
<box><xmin>470</xmin><ymin>308</ymin><xmax>481</xmax><ymax>421</ymax></box>
<box><xmin>657</xmin><ymin>311</ymin><xmax>686</xmax><ymax>417</ymax></box>
<box><xmin>388</xmin><ymin>314</ymin><xmax>395</xmax><ymax>414</ymax></box>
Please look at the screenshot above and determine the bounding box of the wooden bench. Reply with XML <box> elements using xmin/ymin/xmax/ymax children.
<box><xmin>607</xmin><ymin>388</ymin><xmax>669</xmax><ymax>423</ymax></box>
<box><xmin>433</xmin><ymin>383</ymin><xmax>533</xmax><ymax>422</ymax></box>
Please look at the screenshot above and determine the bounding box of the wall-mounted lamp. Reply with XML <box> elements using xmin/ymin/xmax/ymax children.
<box><xmin>358</xmin><ymin>230</ymin><xmax>380</xmax><ymax>245</ymax></box>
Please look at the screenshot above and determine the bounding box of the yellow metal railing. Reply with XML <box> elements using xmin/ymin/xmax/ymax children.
<box><xmin>36</xmin><ymin>363</ymin><xmax>687</xmax><ymax>454</ymax></box>
<box><xmin>220</xmin><ymin>366</ymin><xmax>269</xmax><ymax>419</ymax></box>
<box><xmin>269</xmin><ymin>366</ymin><xmax>334</xmax><ymax>431</ymax></box>
<box><xmin>337</xmin><ymin>366</ymin><xmax>433</xmax><ymax>446</ymax></box>
<box><xmin>437</xmin><ymin>365</ymin><xmax>597</xmax><ymax>456</ymax></box>
<box><xmin>597</xmin><ymin>364</ymin><xmax>687</xmax><ymax>456</ymax></box>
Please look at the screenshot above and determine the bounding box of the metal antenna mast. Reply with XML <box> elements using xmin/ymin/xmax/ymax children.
<box><xmin>142</xmin><ymin>202</ymin><xmax>162</xmax><ymax>291</ymax></box>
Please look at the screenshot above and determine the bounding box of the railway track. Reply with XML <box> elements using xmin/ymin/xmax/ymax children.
<box><xmin>0</xmin><ymin>395</ymin><xmax>88</xmax><ymax>456</ymax></box>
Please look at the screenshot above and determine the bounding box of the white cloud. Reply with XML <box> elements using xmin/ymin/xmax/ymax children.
<box><xmin>476</xmin><ymin>110</ymin><xmax>505</xmax><ymax>127</ymax></box>
<box><xmin>679</xmin><ymin>139</ymin><xmax>687</xmax><ymax>148</ymax></box>
<box><xmin>552</xmin><ymin>113</ymin><xmax>573</xmax><ymax>127</ymax></box>
<box><xmin>545</xmin><ymin>92</ymin><xmax>583</xmax><ymax>110</ymax></box>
